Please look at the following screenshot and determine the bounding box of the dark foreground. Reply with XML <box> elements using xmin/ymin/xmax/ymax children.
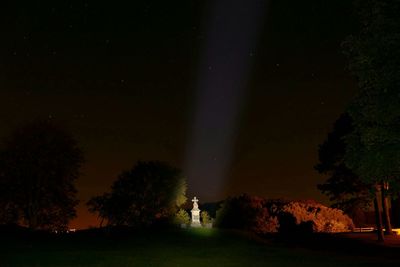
<box><xmin>1</xmin><ymin>227</ymin><xmax>400</xmax><ymax>267</ymax></box>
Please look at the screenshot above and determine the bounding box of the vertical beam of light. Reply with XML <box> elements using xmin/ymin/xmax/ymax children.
<box><xmin>185</xmin><ymin>0</ymin><xmax>268</xmax><ymax>200</ymax></box>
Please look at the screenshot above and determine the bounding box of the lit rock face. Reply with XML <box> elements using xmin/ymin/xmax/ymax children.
<box><xmin>191</xmin><ymin>197</ymin><xmax>201</xmax><ymax>227</ymax></box>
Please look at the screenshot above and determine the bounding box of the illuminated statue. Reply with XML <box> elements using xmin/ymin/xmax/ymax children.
<box><xmin>191</xmin><ymin>196</ymin><xmax>201</xmax><ymax>227</ymax></box>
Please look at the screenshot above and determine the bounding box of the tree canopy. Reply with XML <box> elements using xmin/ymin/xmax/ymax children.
<box><xmin>343</xmin><ymin>0</ymin><xmax>400</xmax><ymax>187</ymax></box>
<box><xmin>0</xmin><ymin>120</ymin><xmax>84</xmax><ymax>231</ymax></box>
<box><xmin>340</xmin><ymin>0</ymin><xmax>400</xmax><ymax>239</ymax></box>
<box><xmin>87</xmin><ymin>161</ymin><xmax>187</xmax><ymax>227</ymax></box>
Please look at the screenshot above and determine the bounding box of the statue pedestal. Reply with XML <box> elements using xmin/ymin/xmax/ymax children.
<box><xmin>191</xmin><ymin>209</ymin><xmax>201</xmax><ymax>227</ymax></box>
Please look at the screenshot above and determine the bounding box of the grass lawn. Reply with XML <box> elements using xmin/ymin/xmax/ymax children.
<box><xmin>1</xmin><ymin>228</ymin><xmax>399</xmax><ymax>267</ymax></box>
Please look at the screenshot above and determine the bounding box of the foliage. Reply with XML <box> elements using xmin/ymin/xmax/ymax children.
<box><xmin>201</xmin><ymin>211</ymin><xmax>211</xmax><ymax>225</ymax></box>
<box><xmin>215</xmin><ymin>194</ymin><xmax>279</xmax><ymax>234</ymax></box>
<box><xmin>315</xmin><ymin>113</ymin><xmax>372</xmax><ymax>214</ymax></box>
<box><xmin>262</xmin><ymin>216</ymin><xmax>280</xmax><ymax>233</ymax></box>
<box><xmin>340</xmin><ymin>0</ymin><xmax>400</xmax><ymax>239</ymax></box>
<box><xmin>175</xmin><ymin>179</ymin><xmax>187</xmax><ymax>208</ymax></box>
<box><xmin>87</xmin><ymin>161</ymin><xmax>187</xmax><ymax>227</ymax></box>
<box><xmin>175</xmin><ymin>209</ymin><xmax>190</xmax><ymax>225</ymax></box>
<box><xmin>87</xmin><ymin>194</ymin><xmax>112</xmax><ymax>227</ymax></box>
<box><xmin>0</xmin><ymin>120</ymin><xmax>83</xmax><ymax>231</ymax></box>
<box><xmin>280</xmin><ymin>201</ymin><xmax>355</xmax><ymax>233</ymax></box>
<box><xmin>216</xmin><ymin>195</ymin><xmax>353</xmax><ymax>234</ymax></box>
<box><xmin>343</xmin><ymin>0</ymin><xmax>400</xmax><ymax>187</ymax></box>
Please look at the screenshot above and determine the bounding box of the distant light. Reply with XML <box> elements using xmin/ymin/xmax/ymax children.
<box><xmin>392</xmin><ymin>228</ymin><xmax>400</xmax><ymax>235</ymax></box>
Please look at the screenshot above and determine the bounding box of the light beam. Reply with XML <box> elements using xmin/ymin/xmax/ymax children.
<box><xmin>185</xmin><ymin>0</ymin><xmax>269</xmax><ymax>200</ymax></box>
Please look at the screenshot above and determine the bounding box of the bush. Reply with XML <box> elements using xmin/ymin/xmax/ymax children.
<box><xmin>215</xmin><ymin>195</ymin><xmax>354</xmax><ymax>235</ymax></box>
<box><xmin>280</xmin><ymin>201</ymin><xmax>354</xmax><ymax>233</ymax></box>
<box><xmin>262</xmin><ymin>216</ymin><xmax>280</xmax><ymax>233</ymax></box>
<box><xmin>201</xmin><ymin>211</ymin><xmax>212</xmax><ymax>225</ymax></box>
<box><xmin>215</xmin><ymin>194</ymin><xmax>279</xmax><ymax>234</ymax></box>
<box><xmin>174</xmin><ymin>209</ymin><xmax>190</xmax><ymax>225</ymax></box>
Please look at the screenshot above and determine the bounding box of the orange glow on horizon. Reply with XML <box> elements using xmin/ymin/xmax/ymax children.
<box><xmin>69</xmin><ymin>205</ymin><xmax>101</xmax><ymax>230</ymax></box>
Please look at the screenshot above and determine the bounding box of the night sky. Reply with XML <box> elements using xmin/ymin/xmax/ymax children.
<box><xmin>1</xmin><ymin>0</ymin><xmax>358</xmax><ymax>229</ymax></box>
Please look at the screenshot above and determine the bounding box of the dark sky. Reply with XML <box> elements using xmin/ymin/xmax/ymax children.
<box><xmin>0</xmin><ymin>0</ymin><xmax>359</xmax><ymax>229</ymax></box>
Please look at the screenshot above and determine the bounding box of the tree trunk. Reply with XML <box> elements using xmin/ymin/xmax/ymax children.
<box><xmin>381</xmin><ymin>182</ymin><xmax>393</xmax><ymax>235</ymax></box>
<box><xmin>374</xmin><ymin>187</ymin><xmax>384</xmax><ymax>242</ymax></box>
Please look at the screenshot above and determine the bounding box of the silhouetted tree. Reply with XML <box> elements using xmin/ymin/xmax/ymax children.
<box><xmin>87</xmin><ymin>194</ymin><xmax>112</xmax><ymax>228</ymax></box>
<box><xmin>316</xmin><ymin>114</ymin><xmax>372</xmax><ymax>223</ymax></box>
<box><xmin>87</xmin><ymin>161</ymin><xmax>187</xmax><ymax>227</ymax></box>
<box><xmin>0</xmin><ymin>120</ymin><xmax>84</xmax><ymax>231</ymax></box>
<box><xmin>343</xmin><ymin>0</ymin><xmax>400</xmax><ymax>240</ymax></box>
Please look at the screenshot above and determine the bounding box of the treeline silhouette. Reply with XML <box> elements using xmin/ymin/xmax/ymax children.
<box><xmin>0</xmin><ymin>120</ymin><xmax>187</xmax><ymax>231</ymax></box>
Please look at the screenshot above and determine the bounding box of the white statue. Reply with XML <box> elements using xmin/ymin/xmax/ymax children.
<box><xmin>191</xmin><ymin>196</ymin><xmax>201</xmax><ymax>227</ymax></box>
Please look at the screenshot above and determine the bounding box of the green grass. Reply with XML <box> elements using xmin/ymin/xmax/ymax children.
<box><xmin>1</xmin><ymin>228</ymin><xmax>398</xmax><ymax>267</ymax></box>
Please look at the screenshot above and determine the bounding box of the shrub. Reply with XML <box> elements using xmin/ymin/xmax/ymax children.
<box><xmin>259</xmin><ymin>216</ymin><xmax>280</xmax><ymax>233</ymax></box>
<box><xmin>216</xmin><ymin>195</ymin><xmax>353</xmax><ymax>235</ymax></box>
<box><xmin>201</xmin><ymin>211</ymin><xmax>211</xmax><ymax>225</ymax></box>
<box><xmin>174</xmin><ymin>209</ymin><xmax>190</xmax><ymax>225</ymax></box>
<box><xmin>215</xmin><ymin>194</ymin><xmax>279</xmax><ymax>234</ymax></box>
<box><xmin>280</xmin><ymin>201</ymin><xmax>354</xmax><ymax>233</ymax></box>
